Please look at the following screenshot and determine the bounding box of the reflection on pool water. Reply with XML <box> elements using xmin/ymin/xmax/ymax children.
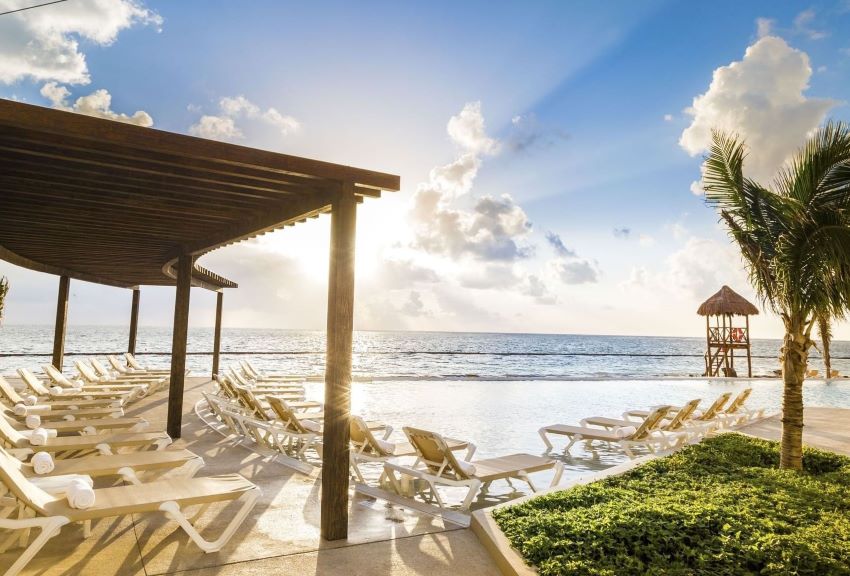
<box><xmin>305</xmin><ymin>378</ymin><xmax>850</xmax><ymax>484</ymax></box>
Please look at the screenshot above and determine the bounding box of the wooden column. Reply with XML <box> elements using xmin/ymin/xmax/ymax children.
<box><xmin>51</xmin><ymin>275</ymin><xmax>70</xmax><ymax>370</ymax></box>
<box><xmin>211</xmin><ymin>291</ymin><xmax>224</xmax><ymax>377</ymax></box>
<box><xmin>167</xmin><ymin>254</ymin><xmax>194</xmax><ymax>439</ymax></box>
<box><xmin>321</xmin><ymin>185</ymin><xmax>358</xmax><ymax>541</ymax></box>
<box><xmin>128</xmin><ymin>288</ymin><xmax>140</xmax><ymax>355</ymax></box>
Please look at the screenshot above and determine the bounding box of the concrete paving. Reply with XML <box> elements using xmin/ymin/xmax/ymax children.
<box><xmin>736</xmin><ymin>406</ymin><xmax>850</xmax><ymax>456</ymax></box>
<box><xmin>2</xmin><ymin>376</ymin><xmax>500</xmax><ymax>576</ymax></box>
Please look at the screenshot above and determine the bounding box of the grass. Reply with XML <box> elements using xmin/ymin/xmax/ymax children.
<box><xmin>492</xmin><ymin>434</ymin><xmax>850</xmax><ymax>576</ymax></box>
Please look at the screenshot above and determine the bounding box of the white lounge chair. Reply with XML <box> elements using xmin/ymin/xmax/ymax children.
<box><xmin>539</xmin><ymin>405</ymin><xmax>672</xmax><ymax>458</ymax></box>
<box><xmin>0</xmin><ymin>447</ymin><xmax>258</xmax><ymax>576</ymax></box>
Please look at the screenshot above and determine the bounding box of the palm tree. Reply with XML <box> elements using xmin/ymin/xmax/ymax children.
<box><xmin>816</xmin><ymin>314</ymin><xmax>832</xmax><ymax>378</ymax></box>
<box><xmin>0</xmin><ymin>276</ymin><xmax>8</xmax><ymax>324</ymax></box>
<box><xmin>702</xmin><ymin>122</ymin><xmax>850</xmax><ymax>470</ymax></box>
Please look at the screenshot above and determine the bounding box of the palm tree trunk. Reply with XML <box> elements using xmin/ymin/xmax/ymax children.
<box><xmin>780</xmin><ymin>316</ymin><xmax>809</xmax><ymax>470</ymax></box>
<box><xmin>817</xmin><ymin>315</ymin><xmax>832</xmax><ymax>378</ymax></box>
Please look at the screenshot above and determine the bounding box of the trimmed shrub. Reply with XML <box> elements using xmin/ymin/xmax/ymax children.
<box><xmin>493</xmin><ymin>434</ymin><xmax>850</xmax><ymax>576</ymax></box>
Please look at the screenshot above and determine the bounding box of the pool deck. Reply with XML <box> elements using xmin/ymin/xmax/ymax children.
<box><xmin>736</xmin><ymin>406</ymin><xmax>850</xmax><ymax>456</ymax></box>
<box><xmin>4</xmin><ymin>377</ymin><xmax>849</xmax><ymax>576</ymax></box>
<box><xmin>3</xmin><ymin>376</ymin><xmax>499</xmax><ymax>576</ymax></box>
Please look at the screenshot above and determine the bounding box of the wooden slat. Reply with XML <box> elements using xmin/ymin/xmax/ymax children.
<box><xmin>0</xmin><ymin>100</ymin><xmax>401</xmax><ymax>191</ymax></box>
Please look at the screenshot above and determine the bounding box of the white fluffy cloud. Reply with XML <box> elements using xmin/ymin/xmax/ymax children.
<box><xmin>665</xmin><ymin>237</ymin><xmax>748</xmax><ymax>299</ymax></box>
<box><xmin>40</xmin><ymin>81</ymin><xmax>153</xmax><ymax>126</ymax></box>
<box><xmin>0</xmin><ymin>0</ymin><xmax>160</xmax><ymax>85</ymax></box>
<box><xmin>411</xmin><ymin>102</ymin><xmax>533</xmax><ymax>262</ymax></box>
<box><xmin>792</xmin><ymin>9</ymin><xmax>828</xmax><ymax>40</ymax></box>
<box><xmin>189</xmin><ymin>95</ymin><xmax>299</xmax><ymax>141</ymax></box>
<box><xmin>680</xmin><ymin>35</ymin><xmax>838</xmax><ymax>189</ymax></box>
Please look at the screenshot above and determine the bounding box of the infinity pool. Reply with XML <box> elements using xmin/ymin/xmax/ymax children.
<box><xmin>303</xmin><ymin>378</ymin><xmax>850</xmax><ymax>481</ymax></box>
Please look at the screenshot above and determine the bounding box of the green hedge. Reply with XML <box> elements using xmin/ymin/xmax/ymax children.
<box><xmin>492</xmin><ymin>434</ymin><xmax>850</xmax><ymax>576</ymax></box>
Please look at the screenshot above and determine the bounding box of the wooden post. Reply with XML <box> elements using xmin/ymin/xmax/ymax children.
<box><xmin>746</xmin><ymin>315</ymin><xmax>752</xmax><ymax>378</ymax></box>
<box><xmin>167</xmin><ymin>253</ymin><xmax>193</xmax><ymax>439</ymax></box>
<box><xmin>321</xmin><ymin>184</ymin><xmax>357</xmax><ymax>541</ymax></box>
<box><xmin>52</xmin><ymin>275</ymin><xmax>70</xmax><ymax>370</ymax></box>
<box><xmin>128</xmin><ymin>288</ymin><xmax>140</xmax><ymax>355</ymax></box>
<box><xmin>212</xmin><ymin>291</ymin><xmax>224</xmax><ymax>377</ymax></box>
<box><xmin>705</xmin><ymin>314</ymin><xmax>714</xmax><ymax>376</ymax></box>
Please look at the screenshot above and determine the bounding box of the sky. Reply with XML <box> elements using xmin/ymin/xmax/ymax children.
<box><xmin>1</xmin><ymin>0</ymin><xmax>850</xmax><ymax>339</ymax></box>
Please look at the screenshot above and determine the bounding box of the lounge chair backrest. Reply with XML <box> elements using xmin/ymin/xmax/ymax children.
<box><xmin>245</xmin><ymin>360</ymin><xmax>262</xmax><ymax>378</ymax></box>
<box><xmin>0</xmin><ymin>412</ymin><xmax>27</xmax><ymax>446</ymax></box>
<box><xmin>403</xmin><ymin>426</ymin><xmax>471</xmax><ymax>480</ymax></box>
<box><xmin>700</xmin><ymin>392</ymin><xmax>733</xmax><ymax>420</ymax></box>
<box><xmin>266</xmin><ymin>396</ymin><xmax>311</xmax><ymax>434</ymax></box>
<box><xmin>350</xmin><ymin>416</ymin><xmax>391</xmax><ymax>456</ymax></box>
<box><xmin>42</xmin><ymin>364</ymin><xmax>76</xmax><ymax>388</ymax></box>
<box><xmin>228</xmin><ymin>367</ymin><xmax>251</xmax><ymax>387</ymax></box>
<box><xmin>90</xmin><ymin>358</ymin><xmax>112</xmax><ymax>378</ymax></box>
<box><xmin>125</xmin><ymin>353</ymin><xmax>144</xmax><ymax>370</ymax></box>
<box><xmin>240</xmin><ymin>360</ymin><xmax>259</xmax><ymax>379</ymax></box>
<box><xmin>108</xmin><ymin>355</ymin><xmax>129</xmax><ymax>374</ymax></box>
<box><xmin>235</xmin><ymin>387</ymin><xmax>269</xmax><ymax>421</ymax></box>
<box><xmin>18</xmin><ymin>369</ymin><xmax>50</xmax><ymax>396</ymax></box>
<box><xmin>631</xmin><ymin>406</ymin><xmax>672</xmax><ymax>440</ymax></box>
<box><xmin>663</xmin><ymin>399</ymin><xmax>701</xmax><ymax>431</ymax></box>
<box><xmin>75</xmin><ymin>360</ymin><xmax>100</xmax><ymax>383</ymax></box>
<box><xmin>0</xmin><ymin>375</ymin><xmax>25</xmax><ymax>404</ymax></box>
<box><xmin>215</xmin><ymin>375</ymin><xmax>237</xmax><ymax>400</ymax></box>
<box><xmin>723</xmin><ymin>388</ymin><xmax>752</xmax><ymax>415</ymax></box>
<box><xmin>0</xmin><ymin>446</ymin><xmax>55</xmax><ymax>514</ymax></box>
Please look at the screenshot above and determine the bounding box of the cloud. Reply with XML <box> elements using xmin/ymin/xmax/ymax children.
<box><xmin>381</xmin><ymin>259</ymin><xmax>440</xmax><ymax>289</ymax></box>
<box><xmin>545</xmin><ymin>232</ymin><xmax>599</xmax><ymax>284</ymax></box>
<box><xmin>40</xmin><ymin>82</ymin><xmax>153</xmax><ymax>126</ymax></box>
<box><xmin>663</xmin><ymin>114</ymin><xmax>674</xmax><ymax>122</ymax></box>
<box><xmin>664</xmin><ymin>237</ymin><xmax>747</xmax><ymax>298</ymax></box>
<box><xmin>544</xmin><ymin>231</ymin><xmax>577</xmax><ymax>258</ymax></box>
<box><xmin>0</xmin><ymin>0</ymin><xmax>160</xmax><ymax>85</ymax></box>
<box><xmin>507</xmin><ymin>114</ymin><xmax>568</xmax><ymax>153</ymax></box>
<box><xmin>792</xmin><ymin>9</ymin><xmax>828</xmax><ymax>40</ymax></box>
<box><xmin>620</xmin><ymin>266</ymin><xmax>648</xmax><ymax>291</ymax></box>
<box><xmin>680</xmin><ymin>35</ymin><xmax>839</xmax><ymax>190</ymax></box>
<box><xmin>447</xmin><ymin>101</ymin><xmax>498</xmax><ymax>154</ymax></box>
<box><xmin>756</xmin><ymin>17</ymin><xmax>774</xmax><ymax>38</ymax></box>
<box><xmin>612</xmin><ymin>227</ymin><xmax>631</xmax><ymax>239</ymax></box>
<box><xmin>458</xmin><ymin>264</ymin><xmax>521</xmax><ymax>289</ymax></box>
<box><xmin>400</xmin><ymin>291</ymin><xmax>430</xmax><ymax>317</ymax></box>
<box><xmin>522</xmin><ymin>274</ymin><xmax>557</xmax><ymax>305</ymax></box>
<box><xmin>189</xmin><ymin>95</ymin><xmax>299</xmax><ymax>141</ymax></box>
<box><xmin>411</xmin><ymin>102</ymin><xmax>533</xmax><ymax>262</ymax></box>
<box><xmin>638</xmin><ymin>234</ymin><xmax>656</xmax><ymax>247</ymax></box>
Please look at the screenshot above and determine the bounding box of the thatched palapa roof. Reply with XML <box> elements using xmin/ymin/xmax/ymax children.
<box><xmin>697</xmin><ymin>285</ymin><xmax>759</xmax><ymax>316</ymax></box>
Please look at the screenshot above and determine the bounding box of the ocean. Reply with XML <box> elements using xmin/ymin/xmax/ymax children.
<box><xmin>0</xmin><ymin>325</ymin><xmax>846</xmax><ymax>379</ymax></box>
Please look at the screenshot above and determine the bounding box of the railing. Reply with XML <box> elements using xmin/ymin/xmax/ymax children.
<box><xmin>708</xmin><ymin>326</ymin><xmax>749</xmax><ymax>344</ymax></box>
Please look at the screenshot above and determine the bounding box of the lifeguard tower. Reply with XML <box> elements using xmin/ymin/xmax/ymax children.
<box><xmin>697</xmin><ymin>285</ymin><xmax>759</xmax><ymax>377</ymax></box>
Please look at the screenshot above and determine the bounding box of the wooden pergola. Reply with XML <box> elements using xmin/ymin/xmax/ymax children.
<box><xmin>0</xmin><ymin>99</ymin><xmax>400</xmax><ymax>540</ymax></box>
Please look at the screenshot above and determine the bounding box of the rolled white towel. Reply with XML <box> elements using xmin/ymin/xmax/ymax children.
<box><xmin>615</xmin><ymin>425</ymin><xmax>638</xmax><ymax>439</ymax></box>
<box><xmin>24</xmin><ymin>395</ymin><xmax>38</xmax><ymax>406</ymax></box>
<box><xmin>29</xmin><ymin>427</ymin><xmax>58</xmax><ymax>445</ymax></box>
<box><xmin>68</xmin><ymin>405</ymin><xmax>79</xmax><ymax>411</ymax></box>
<box><xmin>31</xmin><ymin>452</ymin><xmax>55</xmax><ymax>475</ymax></box>
<box><xmin>31</xmin><ymin>474</ymin><xmax>92</xmax><ymax>495</ymax></box>
<box><xmin>456</xmin><ymin>459</ymin><xmax>477</xmax><ymax>476</ymax></box>
<box><xmin>63</xmin><ymin>414</ymin><xmax>75</xmax><ymax>421</ymax></box>
<box><xmin>82</xmin><ymin>425</ymin><xmax>97</xmax><ymax>436</ymax></box>
<box><xmin>374</xmin><ymin>438</ymin><xmax>396</xmax><ymax>455</ymax></box>
<box><xmin>66</xmin><ymin>478</ymin><xmax>96</xmax><ymax>509</ymax></box>
<box><xmin>301</xmin><ymin>419</ymin><xmax>321</xmax><ymax>432</ymax></box>
<box><xmin>26</xmin><ymin>414</ymin><xmax>41</xmax><ymax>429</ymax></box>
<box><xmin>50</xmin><ymin>386</ymin><xmax>64</xmax><ymax>395</ymax></box>
<box><xmin>14</xmin><ymin>403</ymin><xmax>27</xmax><ymax>417</ymax></box>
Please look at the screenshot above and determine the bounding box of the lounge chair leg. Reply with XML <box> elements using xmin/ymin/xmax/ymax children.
<box><xmin>538</xmin><ymin>428</ymin><xmax>554</xmax><ymax>452</ymax></box>
<box><xmin>517</xmin><ymin>471</ymin><xmax>536</xmax><ymax>493</ymax></box>
<box><xmin>460</xmin><ymin>480</ymin><xmax>482</xmax><ymax>511</ymax></box>
<box><xmin>0</xmin><ymin>516</ymin><xmax>69</xmax><ymax>576</ymax></box>
<box><xmin>158</xmin><ymin>487</ymin><xmax>259</xmax><ymax>553</ymax></box>
<box><xmin>549</xmin><ymin>462</ymin><xmax>564</xmax><ymax>488</ymax></box>
<box><xmin>154</xmin><ymin>437</ymin><xmax>173</xmax><ymax>451</ymax></box>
